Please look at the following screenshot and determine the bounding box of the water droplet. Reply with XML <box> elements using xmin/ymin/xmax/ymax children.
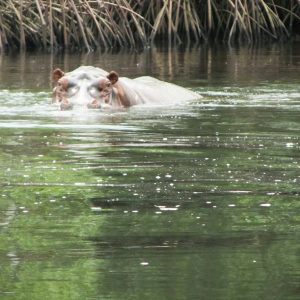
<box><xmin>260</xmin><ymin>203</ymin><xmax>271</xmax><ymax>207</ymax></box>
<box><xmin>159</xmin><ymin>207</ymin><xmax>178</xmax><ymax>211</ymax></box>
<box><xmin>91</xmin><ymin>207</ymin><xmax>102</xmax><ymax>212</ymax></box>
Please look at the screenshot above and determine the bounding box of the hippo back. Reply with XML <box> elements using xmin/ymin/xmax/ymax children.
<box><xmin>119</xmin><ymin>76</ymin><xmax>199</xmax><ymax>105</ymax></box>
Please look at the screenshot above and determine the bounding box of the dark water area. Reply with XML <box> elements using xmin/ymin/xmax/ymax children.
<box><xmin>0</xmin><ymin>44</ymin><xmax>299</xmax><ymax>300</ymax></box>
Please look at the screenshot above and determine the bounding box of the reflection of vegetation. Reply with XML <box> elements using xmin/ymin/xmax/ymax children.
<box><xmin>1</xmin><ymin>181</ymin><xmax>299</xmax><ymax>299</ymax></box>
<box><xmin>1</xmin><ymin>1</ymin><xmax>299</xmax><ymax>51</ymax></box>
<box><xmin>0</xmin><ymin>182</ymin><xmax>106</xmax><ymax>299</ymax></box>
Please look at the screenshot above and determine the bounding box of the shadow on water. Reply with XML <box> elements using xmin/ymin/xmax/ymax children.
<box><xmin>0</xmin><ymin>44</ymin><xmax>299</xmax><ymax>300</ymax></box>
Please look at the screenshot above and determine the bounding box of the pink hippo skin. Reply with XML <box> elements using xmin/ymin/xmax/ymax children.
<box><xmin>52</xmin><ymin>66</ymin><xmax>200</xmax><ymax>110</ymax></box>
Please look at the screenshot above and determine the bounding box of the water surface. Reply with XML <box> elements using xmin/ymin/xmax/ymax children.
<box><xmin>0</xmin><ymin>44</ymin><xmax>299</xmax><ymax>300</ymax></box>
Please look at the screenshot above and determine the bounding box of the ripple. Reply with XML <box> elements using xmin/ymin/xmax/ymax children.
<box><xmin>0</xmin><ymin>121</ymin><xmax>140</xmax><ymax>131</ymax></box>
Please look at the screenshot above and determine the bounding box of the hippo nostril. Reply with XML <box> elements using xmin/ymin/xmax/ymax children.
<box><xmin>87</xmin><ymin>99</ymin><xmax>101</xmax><ymax>109</ymax></box>
<box><xmin>60</xmin><ymin>99</ymin><xmax>73</xmax><ymax>111</ymax></box>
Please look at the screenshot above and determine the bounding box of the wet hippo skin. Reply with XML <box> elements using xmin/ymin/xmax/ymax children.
<box><xmin>52</xmin><ymin>66</ymin><xmax>200</xmax><ymax>110</ymax></box>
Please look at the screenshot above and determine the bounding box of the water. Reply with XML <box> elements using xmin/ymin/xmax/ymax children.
<box><xmin>0</xmin><ymin>44</ymin><xmax>299</xmax><ymax>300</ymax></box>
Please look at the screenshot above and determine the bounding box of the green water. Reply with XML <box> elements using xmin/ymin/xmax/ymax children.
<box><xmin>0</xmin><ymin>45</ymin><xmax>299</xmax><ymax>300</ymax></box>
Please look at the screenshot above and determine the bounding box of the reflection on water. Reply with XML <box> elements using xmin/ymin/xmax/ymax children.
<box><xmin>0</xmin><ymin>44</ymin><xmax>299</xmax><ymax>300</ymax></box>
<box><xmin>1</xmin><ymin>43</ymin><xmax>300</xmax><ymax>90</ymax></box>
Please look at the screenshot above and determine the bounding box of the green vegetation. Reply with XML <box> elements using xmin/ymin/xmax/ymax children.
<box><xmin>0</xmin><ymin>0</ymin><xmax>299</xmax><ymax>51</ymax></box>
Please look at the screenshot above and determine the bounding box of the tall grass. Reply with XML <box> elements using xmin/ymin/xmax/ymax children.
<box><xmin>0</xmin><ymin>0</ymin><xmax>299</xmax><ymax>51</ymax></box>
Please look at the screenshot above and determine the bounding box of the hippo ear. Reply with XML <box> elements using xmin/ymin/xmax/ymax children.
<box><xmin>107</xmin><ymin>71</ymin><xmax>119</xmax><ymax>84</ymax></box>
<box><xmin>52</xmin><ymin>68</ymin><xmax>65</xmax><ymax>82</ymax></box>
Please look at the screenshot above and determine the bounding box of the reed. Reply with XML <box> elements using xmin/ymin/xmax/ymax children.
<box><xmin>0</xmin><ymin>0</ymin><xmax>299</xmax><ymax>51</ymax></box>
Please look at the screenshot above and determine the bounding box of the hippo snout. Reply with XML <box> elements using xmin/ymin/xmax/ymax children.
<box><xmin>87</xmin><ymin>99</ymin><xmax>112</xmax><ymax>110</ymax></box>
<box><xmin>60</xmin><ymin>99</ymin><xmax>73</xmax><ymax>111</ymax></box>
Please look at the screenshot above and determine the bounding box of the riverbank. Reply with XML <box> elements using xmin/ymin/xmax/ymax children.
<box><xmin>0</xmin><ymin>0</ymin><xmax>299</xmax><ymax>52</ymax></box>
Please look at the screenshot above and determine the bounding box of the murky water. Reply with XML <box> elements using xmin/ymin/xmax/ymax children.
<box><xmin>0</xmin><ymin>44</ymin><xmax>299</xmax><ymax>300</ymax></box>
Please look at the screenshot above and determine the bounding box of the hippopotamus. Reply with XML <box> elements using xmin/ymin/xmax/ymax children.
<box><xmin>52</xmin><ymin>66</ymin><xmax>200</xmax><ymax>110</ymax></box>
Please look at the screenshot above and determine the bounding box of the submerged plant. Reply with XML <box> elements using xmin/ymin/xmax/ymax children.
<box><xmin>0</xmin><ymin>0</ymin><xmax>299</xmax><ymax>51</ymax></box>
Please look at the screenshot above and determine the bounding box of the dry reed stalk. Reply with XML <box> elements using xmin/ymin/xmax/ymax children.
<box><xmin>186</xmin><ymin>0</ymin><xmax>202</xmax><ymax>42</ymax></box>
<box><xmin>48</xmin><ymin>0</ymin><xmax>54</xmax><ymax>49</ymax></box>
<box><xmin>35</xmin><ymin>0</ymin><xmax>47</xmax><ymax>48</ymax></box>
<box><xmin>207</xmin><ymin>0</ymin><xmax>212</xmax><ymax>32</ymax></box>
<box><xmin>84</xmin><ymin>1</ymin><xmax>108</xmax><ymax>48</ymax></box>
<box><xmin>149</xmin><ymin>1</ymin><xmax>168</xmax><ymax>42</ymax></box>
<box><xmin>116</xmin><ymin>0</ymin><xmax>136</xmax><ymax>46</ymax></box>
<box><xmin>0</xmin><ymin>29</ymin><xmax>2</xmax><ymax>53</ymax></box>
<box><xmin>0</xmin><ymin>13</ymin><xmax>8</xmax><ymax>51</ymax></box>
<box><xmin>19</xmin><ymin>0</ymin><xmax>26</xmax><ymax>50</ymax></box>
<box><xmin>7</xmin><ymin>0</ymin><xmax>25</xmax><ymax>49</ymax></box>
<box><xmin>68</xmin><ymin>0</ymin><xmax>91</xmax><ymax>51</ymax></box>
<box><xmin>122</xmin><ymin>0</ymin><xmax>148</xmax><ymax>45</ymax></box>
<box><xmin>60</xmin><ymin>0</ymin><xmax>69</xmax><ymax>49</ymax></box>
<box><xmin>168</xmin><ymin>0</ymin><xmax>173</xmax><ymax>45</ymax></box>
<box><xmin>173</xmin><ymin>0</ymin><xmax>182</xmax><ymax>43</ymax></box>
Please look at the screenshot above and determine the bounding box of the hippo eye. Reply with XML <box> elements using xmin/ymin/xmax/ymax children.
<box><xmin>88</xmin><ymin>86</ymin><xmax>99</xmax><ymax>97</ymax></box>
<box><xmin>67</xmin><ymin>86</ymin><xmax>79</xmax><ymax>97</ymax></box>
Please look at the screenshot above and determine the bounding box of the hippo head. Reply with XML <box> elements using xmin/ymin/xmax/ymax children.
<box><xmin>52</xmin><ymin>68</ymin><xmax>119</xmax><ymax>110</ymax></box>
